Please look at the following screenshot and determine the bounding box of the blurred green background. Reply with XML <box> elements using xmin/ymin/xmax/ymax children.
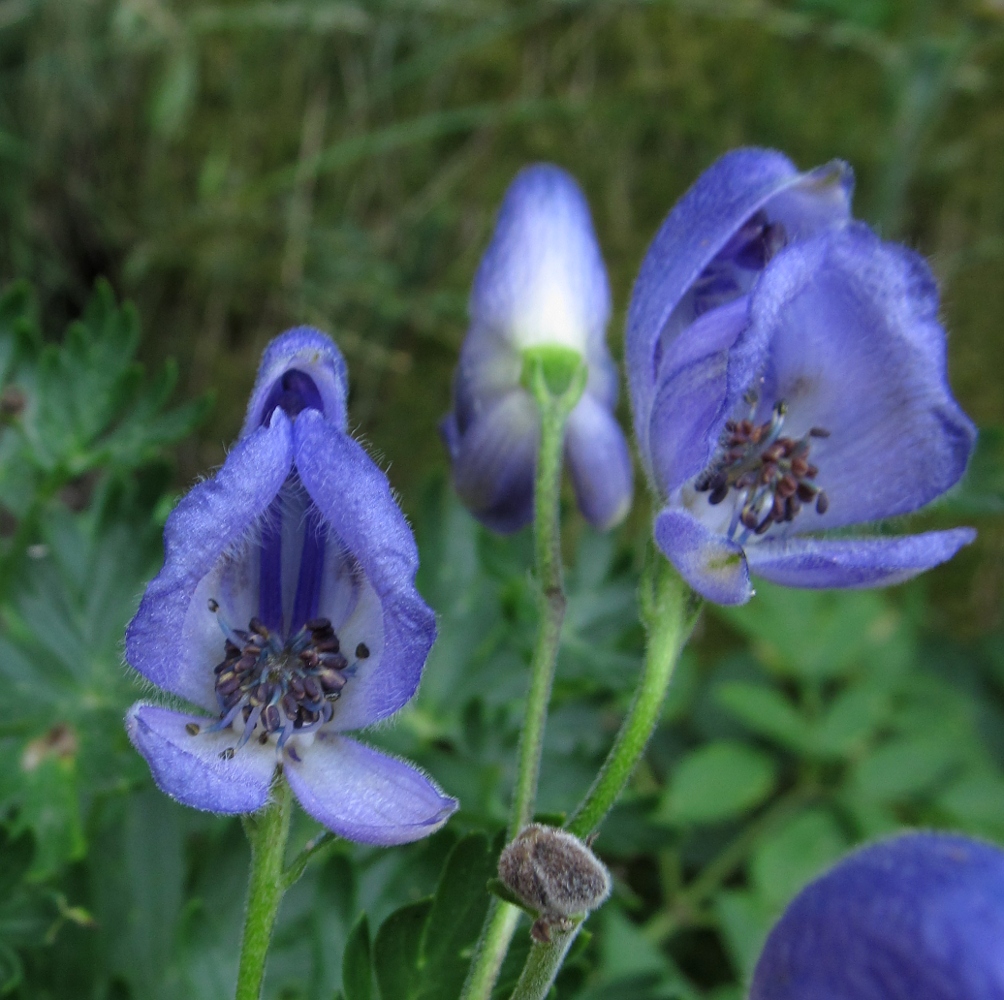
<box><xmin>0</xmin><ymin>0</ymin><xmax>1003</xmax><ymax>997</ymax></box>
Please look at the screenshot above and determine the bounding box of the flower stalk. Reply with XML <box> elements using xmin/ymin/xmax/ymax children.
<box><xmin>460</xmin><ymin>348</ymin><xmax>586</xmax><ymax>1000</ymax></box>
<box><xmin>566</xmin><ymin>554</ymin><xmax>698</xmax><ymax>839</ymax></box>
<box><xmin>236</xmin><ymin>776</ymin><xmax>293</xmax><ymax>1000</ymax></box>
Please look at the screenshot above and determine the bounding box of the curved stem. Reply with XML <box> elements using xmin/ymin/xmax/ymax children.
<box><xmin>460</xmin><ymin>354</ymin><xmax>585</xmax><ymax>1000</ymax></box>
<box><xmin>235</xmin><ymin>776</ymin><xmax>293</xmax><ymax>1000</ymax></box>
<box><xmin>566</xmin><ymin>556</ymin><xmax>697</xmax><ymax>840</ymax></box>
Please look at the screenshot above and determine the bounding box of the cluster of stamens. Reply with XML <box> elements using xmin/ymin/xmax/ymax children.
<box><xmin>191</xmin><ymin>602</ymin><xmax>368</xmax><ymax>757</ymax></box>
<box><xmin>695</xmin><ymin>401</ymin><xmax>830</xmax><ymax>537</ymax></box>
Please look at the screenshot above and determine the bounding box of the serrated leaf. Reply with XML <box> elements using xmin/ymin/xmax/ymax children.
<box><xmin>342</xmin><ymin>914</ymin><xmax>373</xmax><ymax>1000</ymax></box>
<box><xmin>658</xmin><ymin>741</ymin><xmax>776</xmax><ymax>825</ymax></box>
<box><xmin>374</xmin><ymin>899</ymin><xmax>432</xmax><ymax>1000</ymax></box>
<box><xmin>714</xmin><ymin>682</ymin><xmax>809</xmax><ymax>751</ymax></box>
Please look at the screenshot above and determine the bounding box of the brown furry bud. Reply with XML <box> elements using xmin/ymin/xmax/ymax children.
<box><xmin>498</xmin><ymin>824</ymin><xmax>612</xmax><ymax>942</ymax></box>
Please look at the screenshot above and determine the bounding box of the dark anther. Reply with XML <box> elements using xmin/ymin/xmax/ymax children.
<box><xmin>695</xmin><ymin>401</ymin><xmax>830</xmax><ymax>537</ymax></box>
<box><xmin>816</xmin><ymin>491</ymin><xmax>830</xmax><ymax>515</ymax></box>
<box><xmin>219</xmin><ymin>747</ymin><xmax>235</xmax><ymax>760</ymax></box>
<box><xmin>206</xmin><ymin>611</ymin><xmax>353</xmax><ymax>751</ymax></box>
<box><xmin>356</xmin><ymin>643</ymin><xmax>370</xmax><ymax>660</ymax></box>
<box><xmin>185</xmin><ymin>723</ymin><xmax>200</xmax><ymax>736</ymax></box>
<box><xmin>208</xmin><ymin>598</ymin><xmax>219</xmax><ymax>613</ymax></box>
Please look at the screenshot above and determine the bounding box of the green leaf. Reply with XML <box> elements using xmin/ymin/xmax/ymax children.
<box><xmin>342</xmin><ymin>914</ymin><xmax>373</xmax><ymax>1000</ymax></box>
<box><xmin>851</xmin><ymin>734</ymin><xmax>962</xmax><ymax>803</ymax></box>
<box><xmin>714</xmin><ymin>889</ymin><xmax>774</xmax><ymax>980</ymax></box>
<box><xmin>0</xmin><ymin>831</ymin><xmax>33</xmax><ymax>898</ymax></box>
<box><xmin>373</xmin><ymin>899</ymin><xmax>432</xmax><ymax>1000</ymax></box>
<box><xmin>418</xmin><ymin>833</ymin><xmax>497</xmax><ymax>999</ymax></box>
<box><xmin>657</xmin><ymin>741</ymin><xmax>776</xmax><ymax>825</ymax></box>
<box><xmin>750</xmin><ymin>808</ymin><xmax>847</xmax><ymax>909</ymax></box>
<box><xmin>714</xmin><ymin>682</ymin><xmax>809</xmax><ymax>751</ymax></box>
<box><xmin>716</xmin><ymin>585</ymin><xmax>891</xmax><ymax>680</ymax></box>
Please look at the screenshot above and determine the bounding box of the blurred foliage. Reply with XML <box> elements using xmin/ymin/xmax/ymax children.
<box><xmin>0</xmin><ymin>0</ymin><xmax>1002</xmax><ymax>997</ymax></box>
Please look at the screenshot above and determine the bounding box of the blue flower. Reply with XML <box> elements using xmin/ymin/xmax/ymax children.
<box><xmin>626</xmin><ymin>148</ymin><xmax>976</xmax><ymax>604</ymax></box>
<box><xmin>125</xmin><ymin>328</ymin><xmax>457</xmax><ymax>845</ymax></box>
<box><xmin>441</xmin><ymin>164</ymin><xmax>633</xmax><ymax>533</ymax></box>
<box><xmin>751</xmin><ymin>832</ymin><xmax>1004</xmax><ymax>999</ymax></box>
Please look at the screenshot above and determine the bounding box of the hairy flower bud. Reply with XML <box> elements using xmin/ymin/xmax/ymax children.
<box><xmin>498</xmin><ymin>824</ymin><xmax>611</xmax><ymax>942</ymax></box>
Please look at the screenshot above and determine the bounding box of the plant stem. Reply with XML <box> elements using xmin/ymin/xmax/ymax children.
<box><xmin>235</xmin><ymin>776</ymin><xmax>293</xmax><ymax>1000</ymax></box>
<box><xmin>508</xmin><ymin>922</ymin><xmax>582</xmax><ymax>1000</ymax></box>
<box><xmin>460</xmin><ymin>354</ymin><xmax>585</xmax><ymax>1000</ymax></box>
<box><xmin>566</xmin><ymin>555</ymin><xmax>697</xmax><ymax>840</ymax></box>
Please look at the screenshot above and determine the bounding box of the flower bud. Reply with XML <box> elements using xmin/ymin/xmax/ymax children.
<box><xmin>498</xmin><ymin>824</ymin><xmax>611</xmax><ymax>942</ymax></box>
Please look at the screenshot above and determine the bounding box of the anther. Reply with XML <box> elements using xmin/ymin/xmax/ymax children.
<box><xmin>208</xmin><ymin>598</ymin><xmax>219</xmax><ymax>613</ymax></box>
<box><xmin>185</xmin><ymin>723</ymin><xmax>200</xmax><ymax>736</ymax></box>
<box><xmin>356</xmin><ymin>643</ymin><xmax>370</xmax><ymax>659</ymax></box>
<box><xmin>219</xmin><ymin>747</ymin><xmax>235</xmax><ymax>760</ymax></box>
<box><xmin>816</xmin><ymin>491</ymin><xmax>829</xmax><ymax>515</ymax></box>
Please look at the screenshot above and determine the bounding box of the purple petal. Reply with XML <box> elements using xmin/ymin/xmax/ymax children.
<box><xmin>647</xmin><ymin>296</ymin><xmax>749</xmax><ymax>491</ymax></box>
<box><xmin>627</xmin><ymin>149</ymin><xmax>851</xmax><ymax>457</ymax></box>
<box><xmin>125</xmin><ymin>414</ymin><xmax>294</xmax><ymax>709</ymax></box>
<box><xmin>471</xmin><ymin>164</ymin><xmax>611</xmax><ymax>356</ymax></box>
<box><xmin>126</xmin><ymin>703</ymin><xmax>275</xmax><ymax>813</ymax></box>
<box><xmin>654</xmin><ymin>506</ymin><xmax>751</xmax><ymax>604</ymax></box>
<box><xmin>751</xmin><ymin>832</ymin><xmax>1004</xmax><ymax>1000</ymax></box>
<box><xmin>447</xmin><ymin>390</ymin><xmax>539</xmax><ymax>534</ymax></box>
<box><xmin>564</xmin><ymin>395</ymin><xmax>633</xmax><ymax>531</ymax></box>
<box><xmin>293</xmin><ymin>409</ymin><xmax>436</xmax><ymax>729</ymax></box>
<box><xmin>745</xmin><ymin>224</ymin><xmax>977</xmax><ymax>530</ymax></box>
<box><xmin>744</xmin><ymin>528</ymin><xmax>975</xmax><ymax>590</ymax></box>
<box><xmin>241</xmin><ymin>327</ymin><xmax>349</xmax><ymax>436</ymax></box>
<box><xmin>285</xmin><ymin>733</ymin><xmax>457</xmax><ymax>845</ymax></box>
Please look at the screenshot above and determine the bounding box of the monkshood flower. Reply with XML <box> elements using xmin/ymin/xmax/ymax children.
<box><xmin>750</xmin><ymin>832</ymin><xmax>1004</xmax><ymax>999</ymax></box>
<box><xmin>125</xmin><ymin>328</ymin><xmax>457</xmax><ymax>845</ymax></box>
<box><xmin>441</xmin><ymin>163</ymin><xmax>633</xmax><ymax>533</ymax></box>
<box><xmin>626</xmin><ymin>148</ymin><xmax>976</xmax><ymax>604</ymax></box>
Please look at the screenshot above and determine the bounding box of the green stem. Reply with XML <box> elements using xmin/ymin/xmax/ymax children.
<box><xmin>235</xmin><ymin>777</ymin><xmax>293</xmax><ymax>1000</ymax></box>
<box><xmin>566</xmin><ymin>555</ymin><xmax>697</xmax><ymax>840</ymax></box>
<box><xmin>460</xmin><ymin>353</ymin><xmax>585</xmax><ymax>1000</ymax></box>
<box><xmin>508</xmin><ymin>922</ymin><xmax>582</xmax><ymax>1000</ymax></box>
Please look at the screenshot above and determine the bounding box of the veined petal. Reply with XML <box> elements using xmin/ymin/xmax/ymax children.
<box><xmin>746</xmin><ymin>225</ymin><xmax>977</xmax><ymax>531</ymax></box>
<box><xmin>744</xmin><ymin>528</ymin><xmax>975</xmax><ymax>590</ymax></box>
<box><xmin>447</xmin><ymin>390</ymin><xmax>539</xmax><ymax>535</ymax></box>
<box><xmin>293</xmin><ymin>409</ymin><xmax>436</xmax><ymax>730</ymax></box>
<box><xmin>751</xmin><ymin>833</ymin><xmax>1004</xmax><ymax>1000</ymax></box>
<box><xmin>241</xmin><ymin>326</ymin><xmax>349</xmax><ymax>435</ymax></box>
<box><xmin>126</xmin><ymin>704</ymin><xmax>275</xmax><ymax>813</ymax></box>
<box><xmin>125</xmin><ymin>413</ymin><xmax>294</xmax><ymax>710</ymax></box>
<box><xmin>654</xmin><ymin>506</ymin><xmax>751</xmax><ymax>605</ymax></box>
<box><xmin>285</xmin><ymin>733</ymin><xmax>458</xmax><ymax>845</ymax></box>
<box><xmin>626</xmin><ymin>149</ymin><xmax>852</xmax><ymax>449</ymax></box>
<box><xmin>564</xmin><ymin>395</ymin><xmax>633</xmax><ymax>531</ymax></box>
<box><xmin>471</xmin><ymin>164</ymin><xmax>611</xmax><ymax>355</ymax></box>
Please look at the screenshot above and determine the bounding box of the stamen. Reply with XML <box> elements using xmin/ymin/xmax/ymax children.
<box><xmin>201</xmin><ymin>613</ymin><xmax>359</xmax><ymax>759</ymax></box>
<box><xmin>695</xmin><ymin>401</ymin><xmax>830</xmax><ymax>538</ymax></box>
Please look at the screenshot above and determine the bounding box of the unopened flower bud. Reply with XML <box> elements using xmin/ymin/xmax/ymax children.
<box><xmin>498</xmin><ymin>824</ymin><xmax>611</xmax><ymax>942</ymax></box>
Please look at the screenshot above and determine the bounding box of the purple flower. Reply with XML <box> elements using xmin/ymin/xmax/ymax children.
<box><xmin>626</xmin><ymin>148</ymin><xmax>976</xmax><ymax>604</ymax></box>
<box><xmin>751</xmin><ymin>832</ymin><xmax>1004</xmax><ymax>999</ymax></box>
<box><xmin>125</xmin><ymin>328</ymin><xmax>457</xmax><ymax>846</ymax></box>
<box><xmin>441</xmin><ymin>164</ymin><xmax>633</xmax><ymax>533</ymax></box>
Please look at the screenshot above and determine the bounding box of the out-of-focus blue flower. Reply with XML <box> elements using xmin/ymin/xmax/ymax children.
<box><xmin>750</xmin><ymin>831</ymin><xmax>1004</xmax><ymax>999</ymax></box>
<box><xmin>441</xmin><ymin>164</ymin><xmax>633</xmax><ymax>533</ymax></box>
<box><xmin>125</xmin><ymin>328</ymin><xmax>457</xmax><ymax>846</ymax></box>
<box><xmin>626</xmin><ymin>148</ymin><xmax>976</xmax><ymax>604</ymax></box>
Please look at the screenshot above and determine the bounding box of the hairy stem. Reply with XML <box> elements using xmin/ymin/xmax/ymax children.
<box><xmin>567</xmin><ymin>556</ymin><xmax>697</xmax><ymax>839</ymax></box>
<box><xmin>235</xmin><ymin>777</ymin><xmax>293</xmax><ymax>1000</ymax></box>
<box><xmin>460</xmin><ymin>353</ymin><xmax>585</xmax><ymax>1000</ymax></box>
<box><xmin>508</xmin><ymin>922</ymin><xmax>582</xmax><ymax>1000</ymax></box>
